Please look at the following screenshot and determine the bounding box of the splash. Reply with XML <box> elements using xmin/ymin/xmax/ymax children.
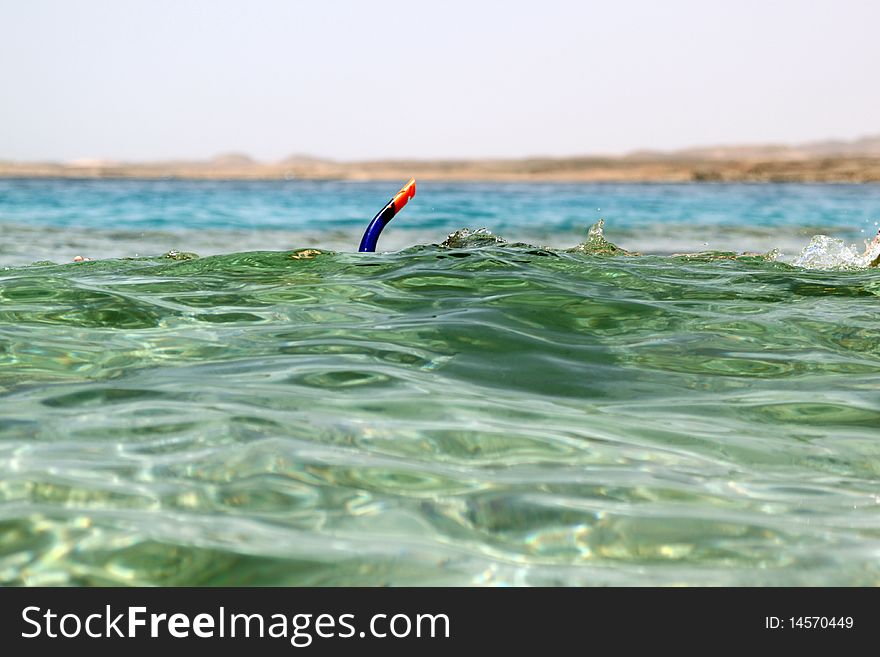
<box><xmin>566</xmin><ymin>219</ymin><xmax>636</xmax><ymax>256</ymax></box>
<box><xmin>440</xmin><ymin>227</ymin><xmax>507</xmax><ymax>248</ymax></box>
<box><xmin>792</xmin><ymin>232</ymin><xmax>880</xmax><ymax>270</ymax></box>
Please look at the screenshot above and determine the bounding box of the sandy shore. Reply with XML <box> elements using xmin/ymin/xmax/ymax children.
<box><xmin>3</xmin><ymin>156</ymin><xmax>880</xmax><ymax>183</ymax></box>
<box><xmin>5</xmin><ymin>136</ymin><xmax>880</xmax><ymax>182</ymax></box>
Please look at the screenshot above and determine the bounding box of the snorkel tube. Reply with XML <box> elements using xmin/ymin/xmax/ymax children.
<box><xmin>358</xmin><ymin>178</ymin><xmax>416</xmax><ymax>252</ymax></box>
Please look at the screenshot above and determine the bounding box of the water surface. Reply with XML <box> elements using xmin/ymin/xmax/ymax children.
<box><xmin>1</xmin><ymin>179</ymin><xmax>879</xmax><ymax>585</ymax></box>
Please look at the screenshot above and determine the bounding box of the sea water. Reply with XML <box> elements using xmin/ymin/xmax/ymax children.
<box><xmin>1</xmin><ymin>179</ymin><xmax>879</xmax><ymax>585</ymax></box>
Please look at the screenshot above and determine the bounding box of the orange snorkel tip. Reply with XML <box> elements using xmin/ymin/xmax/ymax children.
<box><xmin>392</xmin><ymin>178</ymin><xmax>416</xmax><ymax>213</ymax></box>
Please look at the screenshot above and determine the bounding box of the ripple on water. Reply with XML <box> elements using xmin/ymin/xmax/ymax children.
<box><xmin>2</xmin><ymin>240</ymin><xmax>880</xmax><ymax>586</ymax></box>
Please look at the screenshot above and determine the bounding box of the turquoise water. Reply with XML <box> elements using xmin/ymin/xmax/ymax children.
<box><xmin>2</xmin><ymin>179</ymin><xmax>879</xmax><ymax>262</ymax></box>
<box><xmin>1</xmin><ymin>179</ymin><xmax>880</xmax><ymax>586</ymax></box>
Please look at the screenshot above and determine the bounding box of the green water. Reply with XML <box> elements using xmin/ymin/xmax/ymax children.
<box><xmin>2</xmin><ymin>232</ymin><xmax>880</xmax><ymax>586</ymax></box>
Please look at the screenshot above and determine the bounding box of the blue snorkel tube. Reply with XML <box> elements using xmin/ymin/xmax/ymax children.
<box><xmin>358</xmin><ymin>178</ymin><xmax>416</xmax><ymax>252</ymax></box>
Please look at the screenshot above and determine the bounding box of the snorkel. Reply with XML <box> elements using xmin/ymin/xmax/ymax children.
<box><xmin>358</xmin><ymin>178</ymin><xmax>416</xmax><ymax>252</ymax></box>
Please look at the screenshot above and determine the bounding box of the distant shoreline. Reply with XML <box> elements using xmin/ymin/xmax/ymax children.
<box><xmin>3</xmin><ymin>156</ymin><xmax>880</xmax><ymax>183</ymax></box>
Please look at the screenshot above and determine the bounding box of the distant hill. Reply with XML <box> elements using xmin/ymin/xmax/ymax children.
<box><xmin>630</xmin><ymin>134</ymin><xmax>880</xmax><ymax>161</ymax></box>
<box><xmin>208</xmin><ymin>152</ymin><xmax>257</xmax><ymax>167</ymax></box>
<box><xmin>3</xmin><ymin>135</ymin><xmax>880</xmax><ymax>182</ymax></box>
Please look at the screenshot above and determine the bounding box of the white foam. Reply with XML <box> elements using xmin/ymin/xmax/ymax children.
<box><xmin>791</xmin><ymin>233</ymin><xmax>880</xmax><ymax>270</ymax></box>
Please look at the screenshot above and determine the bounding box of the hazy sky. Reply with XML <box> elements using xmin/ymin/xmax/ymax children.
<box><xmin>1</xmin><ymin>0</ymin><xmax>878</xmax><ymax>161</ymax></box>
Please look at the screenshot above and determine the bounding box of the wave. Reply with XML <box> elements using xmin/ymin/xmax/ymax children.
<box><xmin>3</xmin><ymin>222</ymin><xmax>880</xmax><ymax>585</ymax></box>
